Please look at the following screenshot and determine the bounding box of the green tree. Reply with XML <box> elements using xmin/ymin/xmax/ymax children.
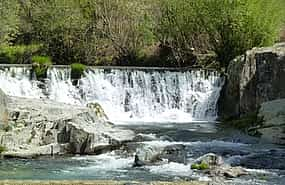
<box><xmin>0</xmin><ymin>0</ymin><xmax>20</xmax><ymax>45</ymax></box>
<box><xmin>156</xmin><ymin>0</ymin><xmax>285</xmax><ymax>68</ymax></box>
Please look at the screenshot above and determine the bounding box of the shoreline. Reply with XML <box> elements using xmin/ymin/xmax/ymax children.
<box><xmin>0</xmin><ymin>181</ymin><xmax>208</xmax><ymax>185</ymax></box>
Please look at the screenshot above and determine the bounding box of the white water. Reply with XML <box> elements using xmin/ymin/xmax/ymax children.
<box><xmin>0</xmin><ymin>66</ymin><xmax>224</xmax><ymax>122</ymax></box>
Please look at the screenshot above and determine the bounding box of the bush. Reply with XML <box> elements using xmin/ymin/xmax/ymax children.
<box><xmin>0</xmin><ymin>44</ymin><xmax>41</xmax><ymax>64</ymax></box>
<box><xmin>70</xmin><ymin>63</ymin><xmax>86</xmax><ymax>79</ymax></box>
<box><xmin>31</xmin><ymin>56</ymin><xmax>52</xmax><ymax>79</ymax></box>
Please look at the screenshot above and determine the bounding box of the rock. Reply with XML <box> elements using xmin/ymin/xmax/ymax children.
<box><xmin>219</xmin><ymin>43</ymin><xmax>285</xmax><ymax>119</ymax></box>
<box><xmin>254</xmin><ymin>99</ymin><xmax>285</xmax><ymax>145</ymax></box>
<box><xmin>0</xmin><ymin>96</ymin><xmax>135</xmax><ymax>157</ymax></box>
<box><xmin>161</xmin><ymin>144</ymin><xmax>187</xmax><ymax>163</ymax></box>
<box><xmin>131</xmin><ymin>143</ymin><xmax>187</xmax><ymax>167</ymax></box>
<box><xmin>192</xmin><ymin>153</ymin><xmax>224</xmax><ymax>168</ymax></box>
<box><xmin>192</xmin><ymin>153</ymin><xmax>248</xmax><ymax>179</ymax></box>
<box><xmin>0</xmin><ymin>89</ymin><xmax>8</xmax><ymax>125</ymax></box>
<box><xmin>87</xmin><ymin>102</ymin><xmax>109</xmax><ymax>121</ymax></box>
<box><xmin>133</xmin><ymin>154</ymin><xmax>146</xmax><ymax>167</ymax></box>
<box><xmin>216</xmin><ymin>166</ymin><xmax>248</xmax><ymax>178</ymax></box>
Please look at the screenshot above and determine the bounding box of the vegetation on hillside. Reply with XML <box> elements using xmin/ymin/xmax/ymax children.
<box><xmin>0</xmin><ymin>0</ymin><xmax>284</xmax><ymax>68</ymax></box>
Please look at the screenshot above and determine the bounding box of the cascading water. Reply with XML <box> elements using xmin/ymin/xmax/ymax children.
<box><xmin>0</xmin><ymin>66</ymin><xmax>224</xmax><ymax>122</ymax></box>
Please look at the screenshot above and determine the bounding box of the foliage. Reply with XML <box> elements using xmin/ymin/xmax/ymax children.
<box><xmin>70</xmin><ymin>63</ymin><xmax>86</xmax><ymax>79</ymax></box>
<box><xmin>31</xmin><ymin>56</ymin><xmax>52</xmax><ymax>79</ymax></box>
<box><xmin>0</xmin><ymin>0</ymin><xmax>284</xmax><ymax>67</ymax></box>
<box><xmin>157</xmin><ymin>0</ymin><xmax>285</xmax><ymax>67</ymax></box>
<box><xmin>0</xmin><ymin>45</ymin><xmax>41</xmax><ymax>64</ymax></box>
<box><xmin>0</xmin><ymin>0</ymin><xmax>20</xmax><ymax>44</ymax></box>
<box><xmin>204</xmin><ymin>0</ymin><xmax>285</xmax><ymax>67</ymax></box>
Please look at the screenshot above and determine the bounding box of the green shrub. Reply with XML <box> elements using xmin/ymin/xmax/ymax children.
<box><xmin>31</xmin><ymin>56</ymin><xmax>52</xmax><ymax>79</ymax></box>
<box><xmin>0</xmin><ymin>44</ymin><xmax>41</xmax><ymax>64</ymax></box>
<box><xmin>70</xmin><ymin>63</ymin><xmax>86</xmax><ymax>79</ymax></box>
<box><xmin>0</xmin><ymin>145</ymin><xmax>6</xmax><ymax>153</ymax></box>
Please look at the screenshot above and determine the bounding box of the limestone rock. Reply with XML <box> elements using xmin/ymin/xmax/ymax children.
<box><xmin>0</xmin><ymin>96</ymin><xmax>135</xmax><ymax>157</ymax></box>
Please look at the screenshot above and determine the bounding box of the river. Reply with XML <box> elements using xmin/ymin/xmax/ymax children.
<box><xmin>0</xmin><ymin>66</ymin><xmax>284</xmax><ymax>184</ymax></box>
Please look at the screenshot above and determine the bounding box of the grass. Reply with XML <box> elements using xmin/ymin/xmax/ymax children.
<box><xmin>31</xmin><ymin>56</ymin><xmax>52</xmax><ymax>79</ymax></box>
<box><xmin>70</xmin><ymin>63</ymin><xmax>86</xmax><ymax>79</ymax></box>
<box><xmin>32</xmin><ymin>56</ymin><xmax>52</xmax><ymax>65</ymax></box>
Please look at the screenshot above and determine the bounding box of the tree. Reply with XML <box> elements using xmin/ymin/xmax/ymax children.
<box><xmin>0</xmin><ymin>0</ymin><xmax>20</xmax><ymax>45</ymax></box>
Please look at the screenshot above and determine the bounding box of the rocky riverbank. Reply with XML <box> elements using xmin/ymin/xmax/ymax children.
<box><xmin>219</xmin><ymin>43</ymin><xmax>285</xmax><ymax>145</ymax></box>
<box><xmin>0</xmin><ymin>91</ymin><xmax>135</xmax><ymax>158</ymax></box>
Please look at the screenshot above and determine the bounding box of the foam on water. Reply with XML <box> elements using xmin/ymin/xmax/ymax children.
<box><xmin>71</xmin><ymin>153</ymin><xmax>133</xmax><ymax>171</ymax></box>
<box><xmin>146</xmin><ymin>162</ymin><xmax>192</xmax><ymax>176</ymax></box>
<box><xmin>140</xmin><ymin>140</ymin><xmax>249</xmax><ymax>148</ymax></box>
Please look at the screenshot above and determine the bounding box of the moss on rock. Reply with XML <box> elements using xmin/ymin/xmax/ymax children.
<box><xmin>191</xmin><ymin>162</ymin><xmax>210</xmax><ymax>170</ymax></box>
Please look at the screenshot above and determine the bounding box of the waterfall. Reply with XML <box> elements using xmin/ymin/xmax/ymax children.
<box><xmin>0</xmin><ymin>66</ymin><xmax>224</xmax><ymax>123</ymax></box>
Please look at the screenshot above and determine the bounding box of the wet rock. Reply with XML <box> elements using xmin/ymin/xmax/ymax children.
<box><xmin>0</xmin><ymin>96</ymin><xmax>135</xmax><ymax>157</ymax></box>
<box><xmin>0</xmin><ymin>89</ymin><xmax>8</xmax><ymax>125</ymax></box>
<box><xmin>192</xmin><ymin>153</ymin><xmax>224</xmax><ymax>168</ymax></box>
<box><xmin>161</xmin><ymin>144</ymin><xmax>187</xmax><ymax>163</ymax></box>
<box><xmin>133</xmin><ymin>154</ymin><xmax>145</xmax><ymax>167</ymax></box>
<box><xmin>132</xmin><ymin>143</ymin><xmax>187</xmax><ymax>167</ymax></box>
<box><xmin>192</xmin><ymin>153</ymin><xmax>248</xmax><ymax>179</ymax></box>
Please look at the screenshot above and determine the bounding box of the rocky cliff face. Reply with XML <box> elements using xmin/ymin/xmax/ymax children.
<box><xmin>219</xmin><ymin>43</ymin><xmax>285</xmax><ymax>119</ymax></box>
<box><xmin>0</xmin><ymin>89</ymin><xmax>8</xmax><ymax>125</ymax></box>
<box><xmin>0</xmin><ymin>94</ymin><xmax>135</xmax><ymax>158</ymax></box>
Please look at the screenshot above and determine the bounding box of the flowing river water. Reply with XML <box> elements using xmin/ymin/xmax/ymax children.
<box><xmin>0</xmin><ymin>66</ymin><xmax>284</xmax><ymax>184</ymax></box>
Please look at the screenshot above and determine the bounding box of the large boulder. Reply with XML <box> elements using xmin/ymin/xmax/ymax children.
<box><xmin>219</xmin><ymin>43</ymin><xmax>285</xmax><ymax>119</ymax></box>
<box><xmin>256</xmin><ymin>99</ymin><xmax>285</xmax><ymax>145</ymax></box>
<box><xmin>0</xmin><ymin>96</ymin><xmax>135</xmax><ymax>157</ymax></box>
<box><xmin>0</xmin><ymin>89</ymin><xmax>8</xmax><ymax>125</ymax></box>
<box><xmin>132</xmin><ymin>143</ymin><xmax>187</xmax><ymax>167</ymax></box>
<box><xmin>191</xmin><ymin>153</ymin><xmax>248</xmax><ymax>179</ymax></box>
